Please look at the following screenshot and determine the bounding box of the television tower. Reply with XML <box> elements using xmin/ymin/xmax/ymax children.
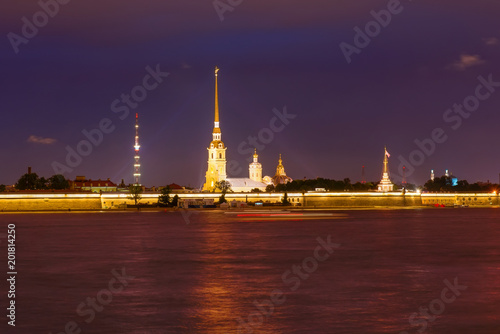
<box><xmin>402</xmin><ymin>166</ymin><xmax>407</xmax><ymax>185</ymax></box>
<box><xmin>133</xmin><ymin>113</ymin><xmax>141</xmax><ymax>185</ymax></box>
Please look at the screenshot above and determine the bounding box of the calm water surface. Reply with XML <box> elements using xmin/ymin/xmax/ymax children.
<box><xmin>1</xmin><ymin>209</ymin><xmax>499</xmax><ymax>333</ymax></box>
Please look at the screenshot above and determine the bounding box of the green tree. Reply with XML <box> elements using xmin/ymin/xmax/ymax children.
<box><xmin>128</xmin><ymin>185</ymin><xmax>143</xmax><ymax>206</ymax></box>
<box><xmin>265</xmin><ymin>184</ymin><xmax>275</xmax><ymax>192</ymax></box>
<box><xmin>218</xmin><ymin>194</ymin><xmax>227</xmax><ymax>204</ymax></box>
<box><xmin>214</xmin><ymin>180</ymin><xmax>232</xmax><ymax>194</ymax></box>
<box><xmin>251</xmin><ymin>188</ymin><xmax>262</xmax><ymax>193</ymax></box>
<box><xmin>15</xmin><ymin>173</ymin><xmax>41</xmax><ymax>190</ymax></box>
<box><xmin>48</xmin><ymin>174</ymin><xmax>69</xmax><ymax>189</ymax></box>
<box><xmin>0</xmin><ymin>184</ymin><xmax>6</xmax><ymax>192</ymax></box>
<box><xmin>275</xmin><ymin>183</ymin><xmax>287</xmax><ymax>192</ymax></box>
<box><xmin>37</xmin><ymin>177</ymin><xmax>48</xmax><ymax>190</ymax></box>
<box><xmin>171</xmin><ymin>195</ymin><xmax>179</xmax><ymax>207</ymax></box>
<box><xmin>158</xmin><ymin>186</ymin><xmax>172</xmax><ymax>207</ymax></box>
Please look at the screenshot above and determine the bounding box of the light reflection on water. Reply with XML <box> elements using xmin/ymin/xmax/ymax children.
<box><xmin>1</xmin><ymin>209</ymin><xmax>500</xmax><ymax>333</ymax></box>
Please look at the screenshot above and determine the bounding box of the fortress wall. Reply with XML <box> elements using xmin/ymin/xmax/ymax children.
<box><xmin>421</xmin><ymin>194</ymin><xmax>500</xmax><ymax>207</ymax></box>
<box><xmin>1</xmin><ymin>192</ymin><xmax>498</xmax><ymax>211</ymax></box>
<box><xmin>302</xmin><ymin>194</ymin><xmax>422</xmax><ymax>207</ymax></box>
<box><xmin>0</xmin><ymin>195</ymin><xmax>102</xmax><ymax>211</ymax></box>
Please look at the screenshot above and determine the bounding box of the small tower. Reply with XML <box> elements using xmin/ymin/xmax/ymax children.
<box><xmin>445</xmin><ymin>169</ymin><xmax>450</xmax><ymax>177</ymax></box>
<box><xmin>133</xmin><ymin>113</ymin><xmax>141</xmax><ymax>185</ymax></box>
<box><xmin>377</xmin><ymin>147</ymin><xmax>394</xmax><ymax>192</ymax></box>
<box><xmin>361</xmin><ymin>165</ymin><xmax>366</xmax><ymax>184</ymax></box>
<box><xmin>203</xmin><ymin>66</ymin><xmax>227</xmax><ymax>191</ymax></box>
<box><xmin>431</xmin><ymin>169</ymin><xmax>435</xmax><ymax>181</ymax></box>
<box><xmin>271</xmin><ymin>154</ymin><xmax>292</xmax><ymax>186</ymax></box>
<box><xmin>249</xmin><ymin>149</ymin><xmax>263</xmax><ymax>183</ymax></box>
<box><xmin>402</xmin><ymin>166</ymin><xmax>407</xmax><ymax>185</ymax></box>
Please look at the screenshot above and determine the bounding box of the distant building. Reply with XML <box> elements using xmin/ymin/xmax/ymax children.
<box><xmin>69</xmin><ymin>176</ymin><xmax>117</xmax><ymax>192</ymax></box>
<box><xmin>159</xmin><ymin>183</ymin><xmax>190</xmax><ymax>193</ymax></box>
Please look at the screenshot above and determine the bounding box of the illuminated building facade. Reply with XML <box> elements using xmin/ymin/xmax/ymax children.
<box><xmin>249</xmin><ymin>149</ymin><xmax>263</xmax><ymax>183</ymax></box>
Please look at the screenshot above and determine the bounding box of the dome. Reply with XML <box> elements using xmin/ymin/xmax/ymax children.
<box><xmin>271</xmin><ymin>154</ymin><xmax>292</xmax><ymax>185</ymax></box>
<box><xmin>210</xmin><ymin>140</ymin><xmax>225</xmax><ymax>149</ymax></box>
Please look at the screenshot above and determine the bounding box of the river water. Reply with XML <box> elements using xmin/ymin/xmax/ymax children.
<box><xmin>0</xmin><ymin>208</ymin><xmax>499</xmax><ymax>333</ymax></box>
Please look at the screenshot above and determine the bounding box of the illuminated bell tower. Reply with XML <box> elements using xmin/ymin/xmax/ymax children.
<box><xmin>203</xmin><ymin>66</ymin><xmax>227</xmax><ymax>191</ymax></box>
<box><xmin>249</xmin><ymin>149</ymin><xmax>263</xmax><ymax>182</ymax></box>
<box><xmin>133</xmin><ymin>113</ymin><xmax>141</xmax><ymax>185</ymax></box>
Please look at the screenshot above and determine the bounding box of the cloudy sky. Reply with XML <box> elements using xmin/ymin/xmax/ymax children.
<box><xmin>1</xmin><ymin>0</ymin><xmax>500</xmax><ymax>187</ymax></box>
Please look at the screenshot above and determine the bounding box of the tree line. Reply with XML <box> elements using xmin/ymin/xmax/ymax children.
<box><xmin>0</xmin><ymin>173</ymin><xmax>70</xmax><ymax>191</ymax></box>
<box><xmin>423</xmin><ymin>176</ymin><xmax>499</xmax><ymax>193</ymax></box>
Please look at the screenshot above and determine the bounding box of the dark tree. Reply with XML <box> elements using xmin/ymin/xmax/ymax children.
<box><xmin>158</xmin><ymin>186</ymin><xmax>172</xmax><ymax>207</ymax></box>
<box><xmin>265</xmin><ymin>184</ymin><xmax>275</xmax><ymax>192</ymax></box>
<box><xmin>48</xmin><ymin>174</ymin><xmax>69</xmax><ymax>189</ymax></box>
<box><xmin>171</xmin><ymin>195</ymin><xmax>179</xmax><ymax>207</ymax></box>
<box><xmin>15</xmin><ymin>173</ymin><xmax>41</xmax><ymax>190</ymax></box>
<box><xmin>275</xmin><ymin>183</ymin><xmax>287</xmax><ymax>192</ymax></box>
<box><xmin>0</xmin><ymin>184</ymin><xmax>6</xmax><ymax>192</ymax></box>
<box><xmin>218</xmin><ymin>194</ymin><xmax>227</xmax><ymax>204</ymax></box>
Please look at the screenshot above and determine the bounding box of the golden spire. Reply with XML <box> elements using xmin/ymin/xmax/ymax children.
<box><xmin>254</xmin><ymin>148</ymin><xmax>258</xmax><ymax>158</ymax></box>
<box><xmin>214</xmin><ymin>66</ymin><xmax>220</xmax><ymax>126</ymax></box>
<box><xmin>276</xmin><ymin>154</ymin><xmax>285</xmax><ymax>176</ymax></box>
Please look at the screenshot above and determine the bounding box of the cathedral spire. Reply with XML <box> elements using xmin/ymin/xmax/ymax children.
<box><xmin>214</xmin><ymin>66</ymin><xmax>220</xmax><ymax>129</ymax></box>
<box><xmin>203</xmin><ymin>66</ymin><xmax>227</xmax><ymax>191</ymax></box>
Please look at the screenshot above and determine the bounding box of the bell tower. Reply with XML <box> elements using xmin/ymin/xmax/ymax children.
<box><xmin>249</xmin><ymin>149</ymin><xmax>263</xmax><ymax>182</ymax></box>
<box><xmin>203</xmin><ymin>67</ymin><xmax>227</xmax><ymax>191</ymax></box>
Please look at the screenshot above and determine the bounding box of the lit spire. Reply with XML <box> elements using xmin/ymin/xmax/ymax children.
<box><xmin>212</xmin><ymin>66</ymin><xmax>221</xmax><ymax>141</ymax></box>
<box><xmin>214</xmin><ymin>66</ymin><xmax>220</xmax><ymax>129</ymax></box>
<box><xmin>276</xmin><ymin>154</ymin><xmax>285</xmax><ymax>176</ymax></box>
<box><xmin>133</xmin><ymin>113</ymin><xmax>141</xmax><ymax>185</ymax></box>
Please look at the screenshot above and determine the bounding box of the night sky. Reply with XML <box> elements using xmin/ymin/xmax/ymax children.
<box><xmin>1</xmin><ymin>0</ymin><xmax>500</xmax><ymax>188</ymax></box>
